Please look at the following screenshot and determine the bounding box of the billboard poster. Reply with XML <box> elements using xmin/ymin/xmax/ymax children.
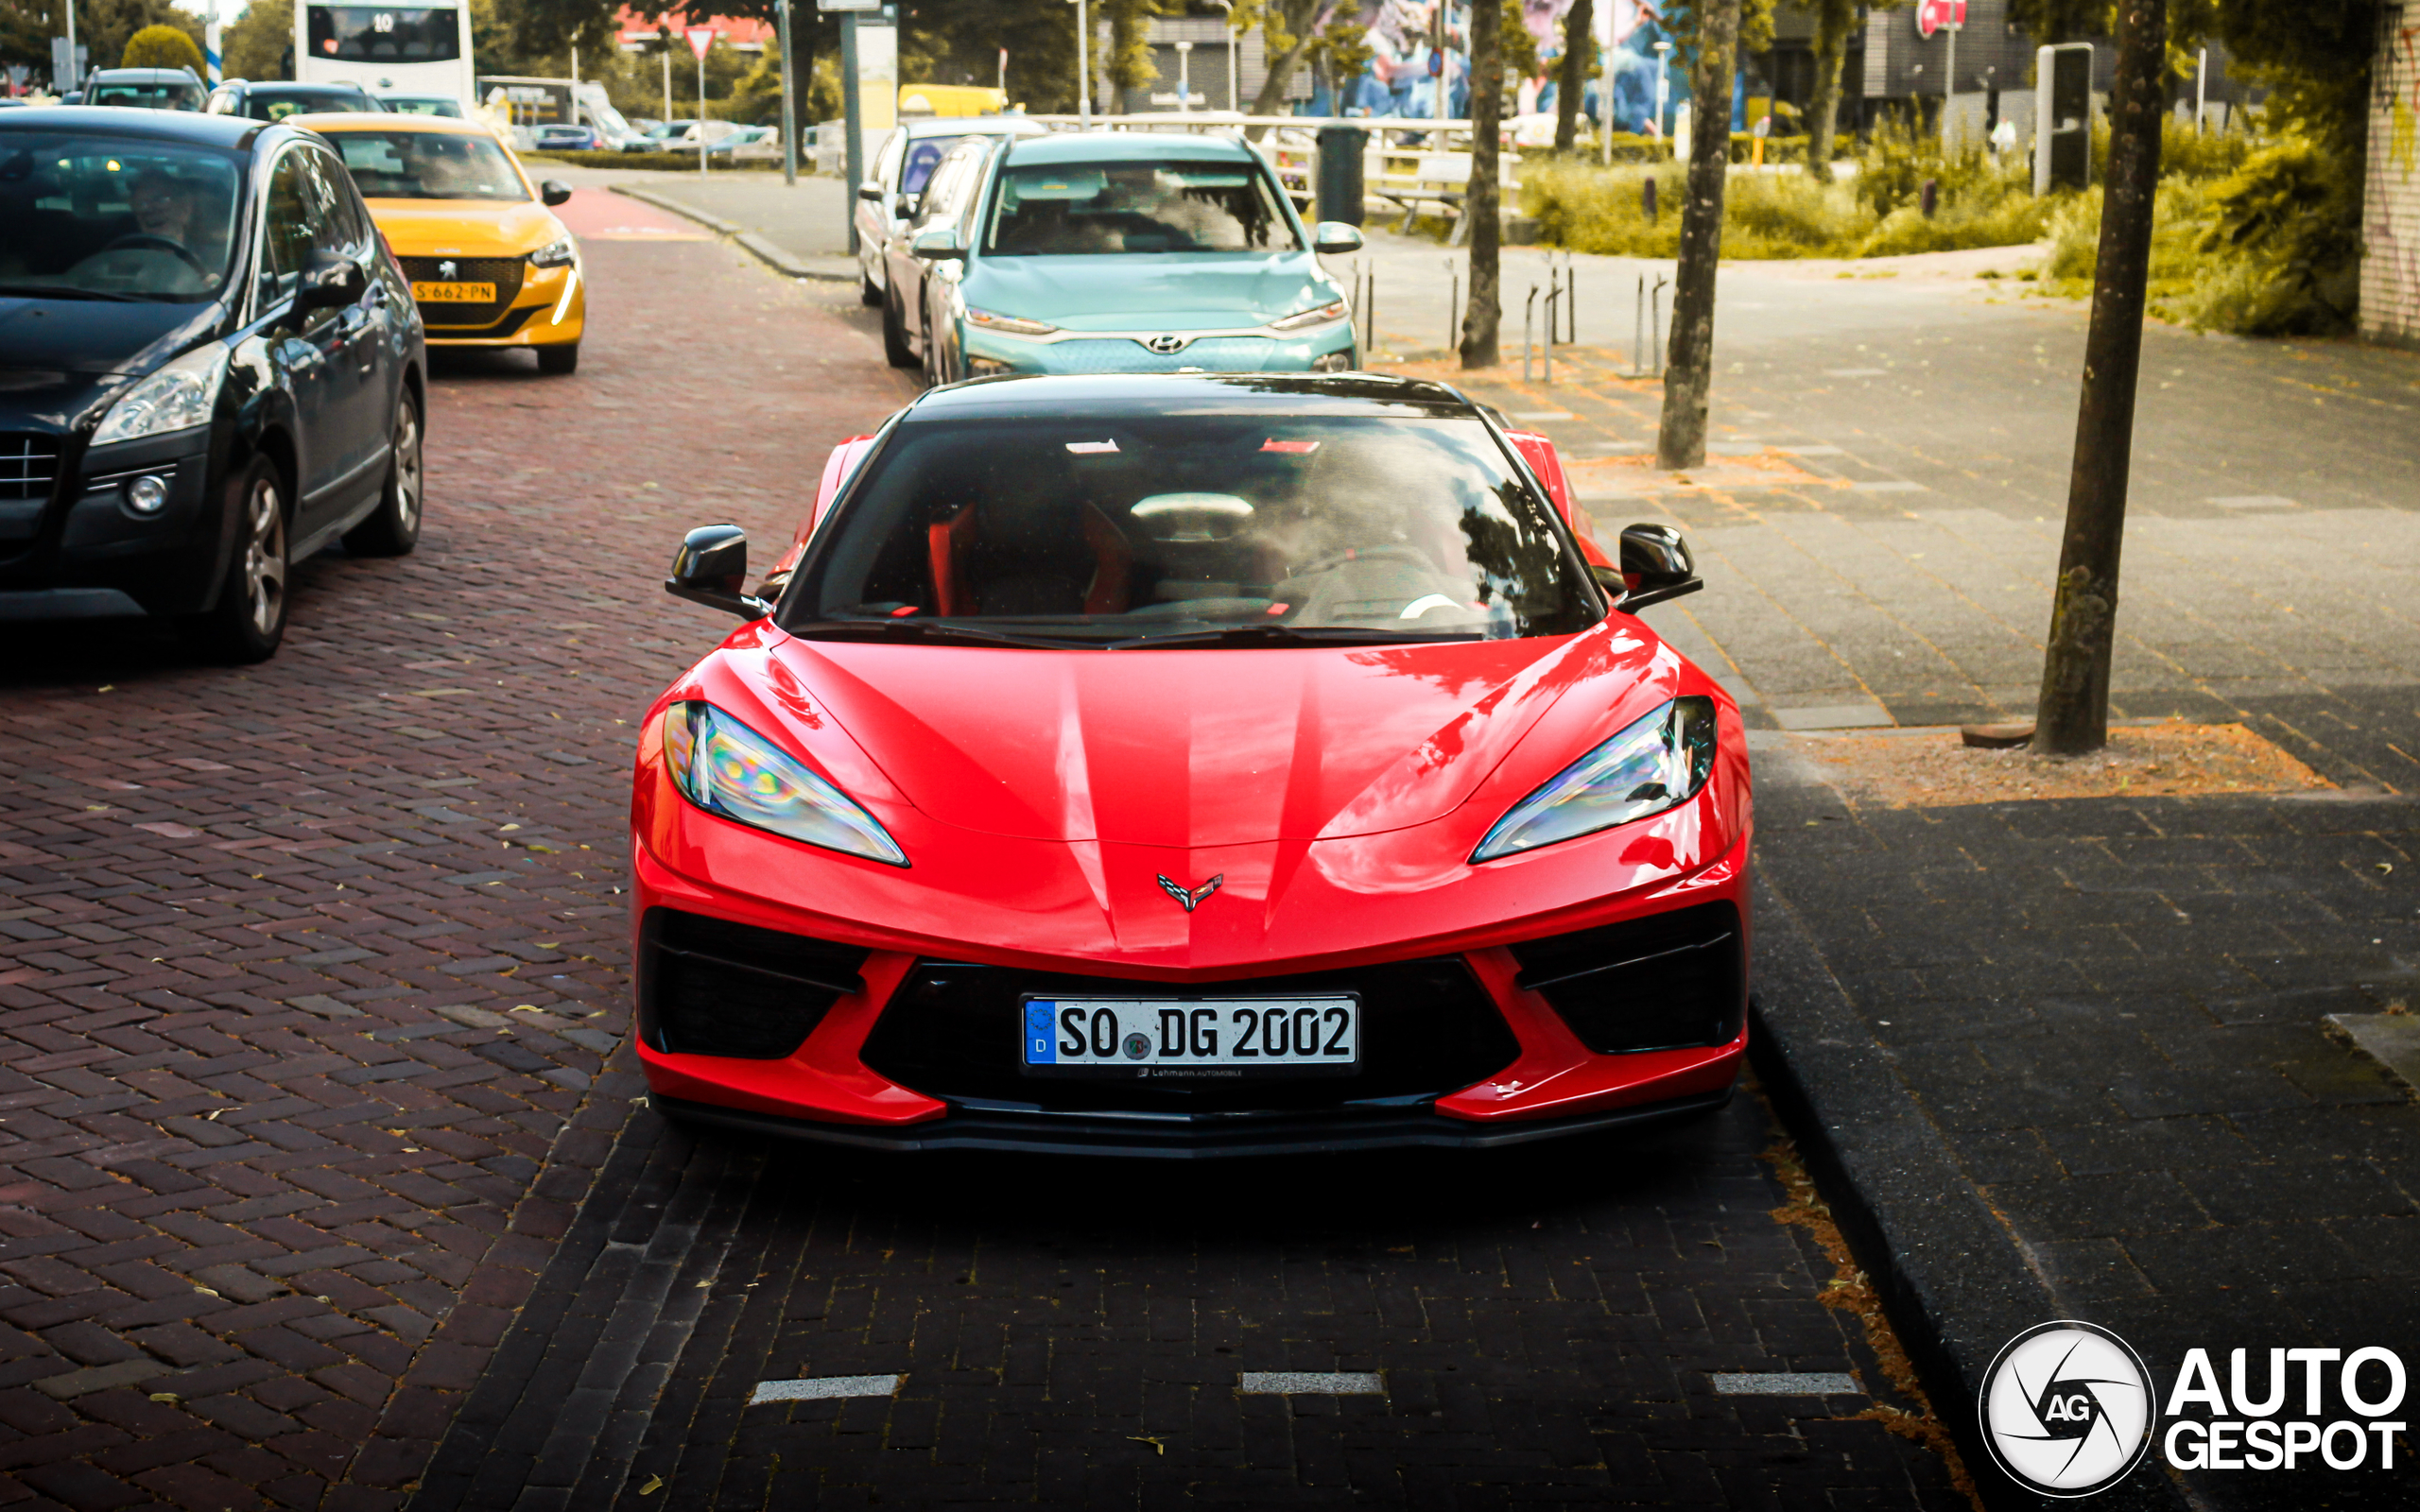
<box><xmin>1325</xmin><ymin>0</ymin><xmax>1687</xmax><ymax>131</ymax></box>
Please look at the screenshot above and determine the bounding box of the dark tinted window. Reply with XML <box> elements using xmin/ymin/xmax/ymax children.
<box><xmin>787</xmin><ymin>415</ymin><xmax>1593</xmax><ymax>645</ymax></box>
<box><xmin>306</xmin><ymin>6</ymin><xmax>462</xmax><ymax>62</ymax></box>
<box><xmin>326</xmin><ymin>129</ymin><xmax>526</xmax><ymax>200</ymax></box>
<box><xmin>0</xmin><ymin>133</ymin><xmax>243</xmax><ymax>300</ymax></box>
<box><xmin>236</xmin><ymin>86</ymin><xmax>379</xmax><ymax>121</ymax></box>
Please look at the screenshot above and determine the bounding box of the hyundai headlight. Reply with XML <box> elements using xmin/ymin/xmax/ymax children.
<box><xmin>1471</xmin><ymin>696</ymin><xmax>1717</xmax><ymax>864</ymax></box>
<box><xmin>91</xmin><ymin>342</ymin><xmax>229</xmax><ymax>448</ymax></box>
<box><xmin>529</xmin><ymin>236</ymin><xmax>577</xmax><ymax>268</ymax></box>
<box><xmin>1268</xmin><ymin>299</ymin><xmax>1349</xmax><ymax>333</ymax></box>
<box><xmin>661</xmin><ymin>701</ymin><xmax>908</xmax><ymax>867</ymax></box>
<box><xmin>965</xmin><ymin>305</ymin><xmax>1057</xmax><ymax>336</ymax></box>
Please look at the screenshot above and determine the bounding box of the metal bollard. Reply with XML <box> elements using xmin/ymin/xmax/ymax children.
<box><xmin>1523</xmin><ymin>284</ymin><xmax>1538</xmax><ymax>383</ymax></box>
<box><xmin>1921</xmin><ymin>177</ymin><xmax>1938</xmax><ymax>218</ymax></box>
<box><xmin>1651</xmin><ymin>273</ymin><xmax>1668</xmax><ymax>373</ymax></box>
<box><xmin>1633</xmin><ymin>274</ymin><xmax>1647</xmax><ymax>374</ymax></box>
<box><xmin>1445</xmin><ymin>257</ymin><xmax>1460</xmax><ymax>355</ymax></box>
<box><xmin>1643</xmin><ymin>176</ymin><xmax>1657</xmax><ymax>225</ymax></box>
<box><xmin>1564</xmin><ymin>255</ymin><xmax>1577</xmax><ymax>345</ymax></box>
<box><xmin>1541</xmin><ymin>280</ymin><xmax>1559</xmax><ymax>386</ymax></box>
<box><xmin>1363</xmin><ymin>265</ymin><xmax>1376</xmax><ymax>358</ymax></box>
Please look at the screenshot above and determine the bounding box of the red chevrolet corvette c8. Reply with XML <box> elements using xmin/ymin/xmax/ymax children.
<box><xmin>630</xmin><ymin>373</ymin><xmax>1752</xmax><ymax>1156</ymax></box>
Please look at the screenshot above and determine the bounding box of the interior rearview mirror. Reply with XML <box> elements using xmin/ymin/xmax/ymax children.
<box><xmin>665</xmin><ymin>524</ymin><xmax>770</xmax><ymax>620</ymax></box>
<box><xmin>540</xmin><ymin>180</ymin><xmax>572</xmax><ymax>207</ymax></box>
<box><xmin>1311</xmin><ymin>220</ymin><xmax>1365</xmax><ymax>255</ymax></box>
<box><xmin>910</xmin><ymin>226</ymin><xmax>965</xmax><ymax>260</ymax></box>
<box><xmin>1615</xmin><ymin>524</ymin><xmax>1703</xmax><ymax>611</ymax></box>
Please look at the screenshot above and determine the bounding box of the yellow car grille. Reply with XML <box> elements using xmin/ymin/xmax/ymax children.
<box><xmin>400</xmin><ymin>256</ymin><xmax>527</xmax><ymax>328</ymax></box>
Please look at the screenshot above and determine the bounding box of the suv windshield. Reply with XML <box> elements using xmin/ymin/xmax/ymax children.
<box><xmin>786</xmin><ymin>414</ymin><xmax>1595</xmax><ymax>647</ymax></box>
<box><xmin>89</xmin><ymin>80</ymin><xmax>203</xmax><ymax>110</ymax></box>
<box><xmin>986</xmin><ymin>160</ymin><xmax>1300</xmax><ymax>255</ymax></box>
<box><xmin>327</xmin><ymin>129</ymin><xmax>526</xmax><ymax>200</ymax></box>
<box><xmin>0</xmin><ymin>133</ymin><xmax>244</xmax><ymax>301</ymax></box>
<box><xmin>235</xmin><ymin>88</ymin><xmax>377</xmax><ymax>121</ymax></box>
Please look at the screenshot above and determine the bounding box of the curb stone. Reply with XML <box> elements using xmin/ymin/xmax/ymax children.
<box><xmin>1749</xmin><ymin>868</ymin><xmax>2193</xmax><ymax>1512</ymax></box>
<box><xmin>609</xmin><ymin>184</ymin><xmax>857</xmax><ymax>283</ymax></box>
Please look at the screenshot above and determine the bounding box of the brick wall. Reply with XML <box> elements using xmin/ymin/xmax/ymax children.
<box><xmin>2363</xmin><ymin>4</ymin><xmax>2420</xmax><ymax>348</ymax></box>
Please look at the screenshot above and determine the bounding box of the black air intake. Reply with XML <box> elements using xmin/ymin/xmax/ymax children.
<box><xmin>1507</xmin><ymin>901</ymin><xmax>1743</xmax><ymax>1054</ymax></box>
<box><xmin>639</xmin><ymin>908</ymin><xmax>870</xmax><ymax>1059</ymax></box>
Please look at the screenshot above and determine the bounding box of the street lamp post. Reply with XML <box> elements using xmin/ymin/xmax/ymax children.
<box><xmin>1066</xmin><ymin>0</ymin><xmax>1091</xmax><ymax>125</ymax></box>
<box><xmin>1176</xmin><ymin>40</ymin><xmax>1192</xmax><ymax>113</ymax></box>
<box><xmin>1652</xmin><ymin>39</ymin><xmax>1671</xmax><ymax>139</ymax></box>
<box><xmin>1208</xmin><ymin>0</ymin><xmax>1236</xmax><ymax>112</ymax></box>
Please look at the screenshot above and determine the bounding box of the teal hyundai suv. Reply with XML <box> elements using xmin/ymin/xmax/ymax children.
<box><xmin>882</xmin><ymin>131</ymin><xmax>1364</xmax><ymax>386</ymax></box>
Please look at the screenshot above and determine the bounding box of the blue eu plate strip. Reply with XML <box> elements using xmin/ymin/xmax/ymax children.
<box><xmin>1024</xmin><ymin>1000</ymin><xmax>1057</xmax><ymax>1064</ymax></box>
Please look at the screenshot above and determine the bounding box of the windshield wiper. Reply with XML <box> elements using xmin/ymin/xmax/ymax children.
<box><xmin>0</xmin><ymin>284</ymin><xmax>153</xmax><ymax>302</ymax></box>
<box><xmin>1106</xmin><ymin>624</ymin><xmax>1484</xmax><ymax>649</ymax></box>
<box><xmin>793</xmin><ymin>617</ymin><xmax>1091</xmax><ymax>649</ymax></box>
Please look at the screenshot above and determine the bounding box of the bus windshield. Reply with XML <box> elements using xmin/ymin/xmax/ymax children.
<box><xmin>307</xmin><ymin>6</ymin><xmax>462</xmax><ymax>62</ymax></box>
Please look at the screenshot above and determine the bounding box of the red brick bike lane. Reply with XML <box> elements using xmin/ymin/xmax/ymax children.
<box><xmin>0</xmin><ymin>207</ymin><xmax>913</xmax><ymax>1512</ymax></box>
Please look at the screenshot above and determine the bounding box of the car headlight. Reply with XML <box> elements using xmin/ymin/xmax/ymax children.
<box><xmin>529</xmin><ymin>237</ymin><xmax>576</xmax><ymax>268</ymax></box>
<box><xmin>964</xmin><ymin>306</ymin><xmax>1057</xmax><ymax>336</ymax></box>
<box><xmin>1268</xmin><ymin>299</ymin><xmax>1349</xmax><ymax>333</ymax></box>
<box><xmin>1471</xmin><ymin>696</ymin><xmax>1717</xmax><ymax>864</ymax></box>
<box><xmin>661</xmin><ymin>700</ymin><xmax>908</xmax><ymax>868</ymax></box>
<box><xmin>90</xmin><ymin>343</ymin><xmax>229</xmax><ymax>448</ymax></box>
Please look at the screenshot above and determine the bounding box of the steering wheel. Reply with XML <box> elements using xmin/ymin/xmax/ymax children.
<box><xmin>1291</xmin><ymin>543</ymin><xmax>1437</xmax><ymax>578</ymax></box>
<box><xmin>95</xmin><ymin>233</ymin><xmax>210</xmax><ymax>275</ymax></box>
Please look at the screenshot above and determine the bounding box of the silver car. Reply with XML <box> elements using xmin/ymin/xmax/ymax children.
<box><xmin>854</xmin><ymin>114</ymin><xmax>1047</xmax><ymax>307</ymax></box>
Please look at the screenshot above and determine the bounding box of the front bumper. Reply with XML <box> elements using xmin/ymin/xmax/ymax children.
<box><xmin>0</xmin><ymin>429</ymin><xmax>225</xmax><ymax>620</ymax></box>
<box><xmin>630</xmin><ymin>839</ymin><xmax>1751</xmax><ymax>1156</ymax></box>
<box><xmin>959</xmin><ymin>318</ymin><xmax>1357</xmax><ymax>377</ymax></box>
<box><xmin>417</xmin><ymin>261</ymin><xmax>584</xmax><ymax>349</ymax></box>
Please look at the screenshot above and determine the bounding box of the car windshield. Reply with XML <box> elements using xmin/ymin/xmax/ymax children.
<box><xmin>385</xmin><ymin>97</ymin><xmax>462</xmax><ymax>117</ymax></box>
<box><xmin>0</xmin><ymin>133</ymin><xmax>244</xmax><ymax>301</ymax></box>
<box><xmin>327</xmin><ymin>129</ymin><xmax>526</xmax><ymax>199</ymax></box>
<box><xmin>786</xmin><ymin>413</ymin><xmax>1594</xmax><ymax>646</ymax></box>
<box><xmin>243</xmin><ymin>89</ymin><xmax>374</xmax><ymax>121</ymax></box>
<box><xmin>89</xmin><ymin>81</ymin><xmax>201</xmax><ymax>110</ymax></box>
<box><xmin>986</xmin><ymin>160</ymin><xmax>1300</xmax><ymax>255</ymax></box>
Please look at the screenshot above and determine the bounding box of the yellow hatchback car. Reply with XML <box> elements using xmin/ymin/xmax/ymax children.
<box><xmin>297</xmin><ymin>113</ymin><xmax>586</xmax><ymax>373</ymax></box>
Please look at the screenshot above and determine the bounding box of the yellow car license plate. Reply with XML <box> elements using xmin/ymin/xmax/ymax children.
<box><xmin>412</xmin><ymin>282</ymin><xmax>496</xmax><ymax>303</ymax></box>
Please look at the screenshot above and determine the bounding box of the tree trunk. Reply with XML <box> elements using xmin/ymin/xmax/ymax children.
<box><xmin>1806</xmin><ymin>0</ymin><xmax>1850</xmax><ymax>183</ymax></box>
<box><xmin>1460</xmin><ymin>0</ymin><xmax>1503</xmax><ymax>368</ymax></box>
<box><xmin>1246</xmin><ymin>0</ymin><xmax>1332</xmax><ymax>134</ymax></box>
<box><xmin>1653</xmin><ymin>0</ymin><xmax>1740</xmax><ymax>471</ymax></box>
<box><xmin>2031</xmin><ymin>0</ymin><xmax>2167</xmax><ymax>756</ymax></box>
<box><xmin>1553</xmin><ymin>0</ymin><xmax>1594</xmax><ymax>153</ymax></box>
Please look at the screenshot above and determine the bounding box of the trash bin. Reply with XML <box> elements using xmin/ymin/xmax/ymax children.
<box><xmin>1315</xmin><ymin>126</ymin><xmax>1368</xmax><ymax>227</ymax></box>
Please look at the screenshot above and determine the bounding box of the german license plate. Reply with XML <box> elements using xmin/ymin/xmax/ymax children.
<box><xmin>1022</xmin><ymin>996</ymin><xmax>1358</xmax><ymax>1077</ymax></box>
<box><xmin>412</xmin><ymin>282</ymin><xmax>495</xmax><ymax>303</ymax></box>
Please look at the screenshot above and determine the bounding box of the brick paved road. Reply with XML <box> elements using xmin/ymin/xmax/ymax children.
<box><xmin>0</xmin><ymin>198</ymin><xmax>1962</xmax><ymax>1510</ymax></box>
<box><xmin>0</xmin><ymin>191</ymin><xmax>910</xmax><ymax>1511</ymax></box>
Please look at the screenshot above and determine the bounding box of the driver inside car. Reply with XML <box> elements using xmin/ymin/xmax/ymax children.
<box><xmin>116</xmin><ymin>165</ymin><xmax>229</xmax><ymax>289</ymax></box>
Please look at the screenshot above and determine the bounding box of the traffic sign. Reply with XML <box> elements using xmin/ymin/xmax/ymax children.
<box><xmin>1916</xmin><ymin>0</ymin><xmax>1966</xmax><ymax>39</ymax></box>
<box><xmin>685</xmin><ymin>26</ymin><xmax>717</xmax><ymax>60</ymax></box>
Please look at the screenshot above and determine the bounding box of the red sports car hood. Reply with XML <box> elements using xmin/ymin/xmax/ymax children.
<box><xmin>720</xmin><ymin>624</ymin><xmax>1676</xmax><ymax>848</ymax></box>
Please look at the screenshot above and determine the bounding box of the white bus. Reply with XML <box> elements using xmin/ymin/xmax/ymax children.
<box><xmin>295</xmin><ymin>0</ymin><xmax>475</xmax><ymax>112</ymax></box>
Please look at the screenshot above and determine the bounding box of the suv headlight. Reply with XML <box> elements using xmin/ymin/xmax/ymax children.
<box><xmin>529</xmin><ymin>237</ymin><xmax>577</xmax><ymax>268</ymax></box>
<box><xmin>965</xmin><ymin>306</ymin><xmax>1057</xmax><ymax>336</ymax></box>
<box><xmin>1471</xmin><ymin>696</ymin><xmax>1717</xmax><ymax>864</ymax></box>
<box><xmin>91</xmin><ymin>342</ymin><xmax>229</xmax><ymax>448</ymax></box>
<box><xmin>661</xmin><ymin>701</ymin><xmax>908</xmax><ymax>867</ymax></box>
<box><xmin>1268</xmin><ymin>299</ymin><xmax>1349</xmax><ymax>333</ymax></box>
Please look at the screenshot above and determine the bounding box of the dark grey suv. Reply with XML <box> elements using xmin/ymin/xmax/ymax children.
<box><xmin>0</xmin><ymin>107</ymin><xmax>426</xmax><ymax>661</ymax></box>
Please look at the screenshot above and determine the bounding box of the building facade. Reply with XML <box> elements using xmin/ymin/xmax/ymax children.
<box><xmin>2364</xmin><ymin>2</ymin><xmax>2420</xmax><ymax>347</ymax></box>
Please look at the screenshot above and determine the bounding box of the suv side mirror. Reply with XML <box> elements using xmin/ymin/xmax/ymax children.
<box><xmin>540</xmin><ymin>180</ymin><xmax>572</xmax><ymax>206</ymax></box>
<box><xmin>292</xmin><ymin>249</ymin><xmax>366</xmax><ymax>314</ymax></box>
<box><xmin>1311</xmin><ymin>220</ymin><xmax>1364</xmax><ymax>255</ymax></box>
<box><xmin>666</xmin><ymin>524</ymin><xmax>769</xmax><ymax>619</ymax></box>
<box><xmin>1614</xmin><ymin>523</ymin><xmax>1703</xmax><ymax>610</ymax></box>
<box><xmin>858</xmin><ymin>179</ymin><xmax>885</xmax><ymax>200</ymax></box>
<box><xmin>911</xmin><ymin>225</ymin><xmax>964</xmax><ymax>260</ymax></box>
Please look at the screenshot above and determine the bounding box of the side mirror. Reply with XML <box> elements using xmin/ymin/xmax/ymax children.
<box><xmin>858</xmin><ymin>179</ymin><xmax>885</xmax><ymax>200</ymax></box>
<box><xmin>1615</xmin><ymin>523</ymin><xmax>1703</xmax><ymax>611</ymax></box>
<box><xmin>666</xmin><ymin>524</ymin><xmax>770</xmax><ymax>620</ymax></box>
<box><xmin>1311</xmin><ymin>220</ymin><xmax>1364</xmax><ymax>255</ymax></box>
<box><xmin>540</xmin><ymin>180</ymin><xmax>572</xmax><ymax>206</ymax></box>
<box><xmin>292</xmin><ymin>249</ymin><xmax>366</xmax><ymax>314</ymax></box>
<box><xmin>911</xmin><ymin>225</ymin><xmax>964</xmax><ymax>260</ymax></box>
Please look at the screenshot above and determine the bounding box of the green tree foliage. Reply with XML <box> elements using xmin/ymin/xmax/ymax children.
<box><xmin>222</xmin><ymin>0</ymin><xmax>290</xmax><ymax>79</ymax></box>
<box><xmin>1657</xmin><ymin>0</ymin><xmax>1773</xmax><ymax>67</ymax></box>
<box><xmin>122</xmin><ymin>18</ymin><xmax>199</xmax><ymax>69</ymax></box>
<box><xmin>2</xmin><ymin>0</ymin><xmax>59</xmax><ymax>77</ymax></box>
<box><xmin>1306</xmin><ymin>12</ymin><xmax>1373</xmax><ymax>104</ymax></box>
<box><xmin>2004</xmin><ymin>0</ymin><xmax>2105</xmax><ymax>44</ymax></box>
<box><xmin>49</xmin><ymin>0</ymin><xmax>207</xmax><ymax>79</ymax></box>
<box><xmin>1495</xmin><ymin>0</ymin><xmax>1536</xmax><ymax>82</ymax></box>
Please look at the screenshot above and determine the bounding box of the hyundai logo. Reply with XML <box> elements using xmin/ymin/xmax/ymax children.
<box><xmin>1144</xmin><ymin>334</ymin><xmax>1190</xmax><ymax>355</ymax></box>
